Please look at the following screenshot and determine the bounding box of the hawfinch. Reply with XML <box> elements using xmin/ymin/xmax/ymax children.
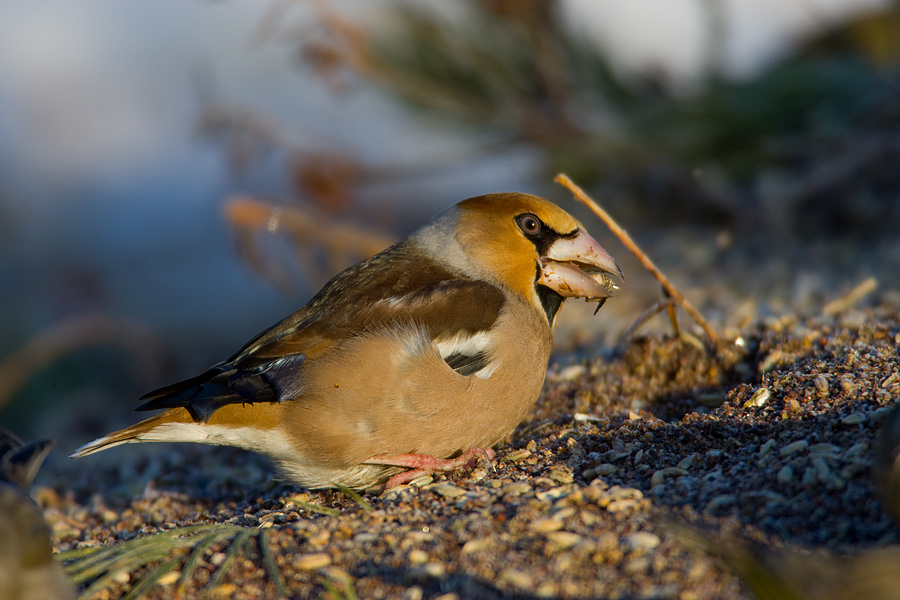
<box><xmin>72</xmin><ymin>193</ymin><xmax>622</xmax><ymax>489</ymax></box>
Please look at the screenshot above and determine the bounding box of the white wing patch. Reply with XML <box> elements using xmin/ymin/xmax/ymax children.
<box><xmin>434</xmin><ymin>331</ymin><xmax>498</xmax><ymax>379</ymax></box>
<box><xmin>434</xmin><ymin>330</ymin><xmax>492</xmax><ymax>359</ymax></box>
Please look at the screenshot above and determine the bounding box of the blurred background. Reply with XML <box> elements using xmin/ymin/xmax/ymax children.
<box><xmin>2</xmin><ymin>0</ymin><xmax>900</xmax><ymax>449</ymax></box>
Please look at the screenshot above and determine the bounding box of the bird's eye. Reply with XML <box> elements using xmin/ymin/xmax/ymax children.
<box><xmin>516</xmin><ymin>213</ymin><xmax>542</xmax><ymax>235</ymax></box>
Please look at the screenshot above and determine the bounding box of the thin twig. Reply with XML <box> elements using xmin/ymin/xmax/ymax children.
<box><xmin>618</xmin><ymin>298</ymin><xmax>676</xmax><ymax>345</ymax></box>
<box><xmin>822</xmin><ymin>277</ymin><xmax>878</xmax><ymax>316</ymax></box>
<box><xmin>554</xmin><ymin>173</ymin><xmax>723</xmax><ymax>348</ymax></box>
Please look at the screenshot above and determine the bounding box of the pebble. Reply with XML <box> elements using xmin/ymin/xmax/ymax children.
<box><xmin>777</xmin><ymin>465</ymin><xmax>795</xmax><ymax>484</ymax></box>
<box><xmin>624</xmin><ymin>532</ymin><xmax>661</xmax><ymax>553</ymax></box>
<box><xmin>461</xmin><ymin>538</ymin><xmax>492</xmax><ymax>554</ymax></box>
<box><xmin>536</xmin><ymin>485</ymin><xmax>574</xmax><ymax>502</ymax></box>
<box><xmin>548</xmin><ymin>468</ymin><xmax>575</xmax><ymax>484</ymax></box>
<box><xmin>583</xmin><ymin>463</ymin><xmax>618</xmax><ymax>478</ymax></box>
<box><xmin>650</xmin><ymin>467</ymin><xmax>688</xmax><ymax>487</ymax></box>
<box><xmin>758</xmin><ymin>439</ymin><xmax>776</xmax><ymax>457</ymax></box>
<box><xmin>502</xmin><ymin>482</ymin><xmax>534</xmax><ymax>497</ymax></box>
<box><xmin>530</xmin><ymin>518</ymin><xmax>564</xmax><ymax>533</ymax></box>
<box><xmin>408</xmin><ymin>550</ymin><xmax>428</xmax><ymax>565</ymax></box>
<box><xmin>409</xmin><ymin>475</ymin><xmax>434</xmax><ymax>487</ymax></box>
<box><xmin>500</xmin><ymin>569</ymin><xmax>534</xmax><ymax>588</ymax></box>
<box><xmin>556</xmin><ymin>364</ymin><xmax>587</xmax><ymax>382</ymax></box>
<box><xmin>779</xmin><ymin>440</ymin><xmax>809</xmax><ymax>457</ymax></box>
<box><xmin>744</xmin><ymin>387</ymin><xmax>771</xmax><ymax>408</ymax></box>
<box><xmin>428</xmin><ymin>483</ymin><xmax>466</xmax><ymax>498</ymax></box>
<box><xmin>421</xmin><ymin>563</ymin><xmax>446</xmax><ymax>578</ymax></box>
<box><xmin>677</xmin><ymin>454</ymin><xmax>696</xmax><ymax>470</ymax></box>
<box><xmin>809</xmin><ymin>443</ymin><xmax>840</xmax><ymax>457</ymax></box>
<box><xmin>157</xmin><ymin>571</ymin><xmax>180</xmax><ymax>586</ymax></box>
<box><xmin>505</xmin><ymin>449</ymin><xmax>532</xmax><ymax>462</ymax></box>
<box><xmin>546</xmin><ymin>531</ymin><xmax>582</xmax><ymax>550</ymax></box>
<box><xmin>703</xmin><ymin>494</ymin><xmax>735</xmax><ymax>515</ymax></box>
<box><xmin>842</xmin><ymin>412</ymin><xmax>866</xmax><ymax>425</ymax></box>
<box><xmin>296</xmin><ymin>553</ymin><xmax>332</xmax><ymax>570</ymax></box>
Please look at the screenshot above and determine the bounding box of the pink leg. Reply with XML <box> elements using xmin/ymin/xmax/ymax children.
<box><xmin>364</xmin><ymin>448</ymin><xmax>496</xmax><ymax>489</ymax></box>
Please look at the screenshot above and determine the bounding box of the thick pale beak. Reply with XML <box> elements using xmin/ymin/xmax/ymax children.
<box><xmin>537</xmin><ymin>229</ymin><xmax>623</xmax><ymax>300</ymax></box>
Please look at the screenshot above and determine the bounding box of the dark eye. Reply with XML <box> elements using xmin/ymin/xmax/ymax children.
<box><xmin>516</xmin><ymin>213</ymin><xmax>542</xmax><ymax>235</ymax></box>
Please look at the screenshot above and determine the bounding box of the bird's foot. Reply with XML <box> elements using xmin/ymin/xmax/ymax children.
<box><xmin>366</xmin><ymin>448</ymin><xmax>496</xmax><ymax>489</ymax></box>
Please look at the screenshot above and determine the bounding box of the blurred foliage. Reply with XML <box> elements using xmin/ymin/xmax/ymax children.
<box><xmin>260</xmin><ymin>0</ymin><xmax>900</xmax><ymax>234</ymax></box>
<box><xmin>1</xmin><ymin>433</ymin><xmax>76</xmax><ymax>600</ymax></box>
<box><xmin>688</xmin><ymin>530</ymin><xmax>900</xmax><ymax>600</ymax></box>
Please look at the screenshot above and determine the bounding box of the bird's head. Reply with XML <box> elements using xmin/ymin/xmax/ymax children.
<box><xmin>434</xmin><ymin>192</ymin><xmax>623</xmax><ymax>325</ymax></box>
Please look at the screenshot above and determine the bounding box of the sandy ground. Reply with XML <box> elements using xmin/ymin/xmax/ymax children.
<box><xmin>30</xmin><ymin>270</ymin><xmax>900</xmax><ymax>599</ymax></box>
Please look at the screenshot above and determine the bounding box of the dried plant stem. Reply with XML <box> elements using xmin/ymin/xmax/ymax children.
<box><xmin>0</xmin><ymin>314</ymin><xmax>162</xmax><ymax>411</ymax></box>
<box><xmin>618</xmin><ymin>298</ymin><xmax>675</xmax><ymax>345</ymax></box>
<box><xmin>822</xmin><ymin>277</ymin><xmax>877</xmax><ymax>316</ymax></box>
<box><xmin>225</xmin><ymin>197</ymin><xmax>394</xmax><ymax>260</ymax></box>
<box><xmin>554</xmin><ymin>173</ymin><xmax>723</xmax><ymax>348</ymax></box>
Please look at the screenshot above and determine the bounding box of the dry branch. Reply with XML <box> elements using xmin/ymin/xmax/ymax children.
<box><xmin>555</xmin><ymin>173</ymin><xmax>725</xmax><ymax>349</ymax></box>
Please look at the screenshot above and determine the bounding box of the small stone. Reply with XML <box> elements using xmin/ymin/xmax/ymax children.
<box><xmin>703</xmin><ymin>494</ymin><xmax>735</xmax><ymax>515</ymax></box>
<box><xmin>408</xmin><ymin>550</ymin><xmax>428</xmax><ymax>565</ymax></box>
<box><xmin>500</xmin><ymin>569</ymin><xmax>533</xmax><ymax>588</ymax></box>
<box><xmin>744</xmin><ymin>387</ymin><xmax>771</xmax><ymax>408</ymax></box>
<box><xmin>461</xmin><ymin>538</ymin><xmax>492</xmax><ymax>553</ymax></box>
<box><xmin>536</xmin><ymin>486</ymin><xmax>574</xmax><ymax>502</ymax></box>
<box><xmin>428</xmin><ymin>483</ymin><xmax>465</xmax><ymax>498</ymax></box>
<box><xmin>157</xmin><ymin>571</ymin><xmax>180</xmax><ymax>586</ymax></box>
<box><xmin>548</xmin><ymin>469</ymin><xmax>574</xmax><ymax>484</ymax></box>
<box><xmin>421</xmin><ymin>563</ymin><xmax>446</xmax><ymax>578</ymax></box>
<box><xmin>624</xmin><ymin>532</ymin><xmax>661</xmax><ymax>553</ymax></box>
<box><xmin>650</xmin><ymin>467</ymin><xmax>688</xmax><ymax>487</ymax></box>
<box><xmin>502</xmin><ymin>482</ymin><xmax>533</xmax><ymax>497</ymax></box>
<box><xmin>677</xmin><ymin>454</ymin><xmax>696</xmax><ymax>469</ymax></box>
<box><xmin>557</xmin><ymin>364</ymin><xmax>587</xmax><ymax>382</ymax></box>
<box><xmin>841</xmin><ymin>412</ymin><xmax>866</xmax><ymax>426</ymax></box>
<box><xmin>779</xmin><ymin>440</ymin><xmax>809</xmax><ymax>457</ymax></box>
<box><xmin>546</xmin><ymin>531</ymin><xmax>582</xmax><ymax>550</ymax></box>
<box><xmin>210</xmin><ymin>552</ymin><xmax>226</xmax><ymax>566</ymax></box>
<box><xmin>624</xmin><ymin>557</ymin><xmax>651</xmax><ymax>574</ymax></box>
<box><xmin>530</xmin><ymin>518</ymin><xmax>564</xmax><ymax>533</ymax></box>
<box><xmin>758</xmin><ymin>439</ymin><xmax>776</xmax><ymax>457</ymax></box>
<box><xmin>296</xmin><ymin>553</ymin><xmax>332</xmax><ymax>570</ymax></box>
<box><xmin>607</xmin><ymin>499</ymin><xmax>640</xmax><ymax>513</ymax></box>
<box><xmin>584</xmin><ymin>463</ymin><xmax>617</xmax><ymax>478</ymax></box>
<box><xmin>814</xmin><ymin>375</ymin><xmax>829</xmax><ymax>396</ymax></box>
<box><xmin>845</xmin><ymin>442</ymin><xmax>869</xmax><ymax>459</ymax></box>
<box><xmin>777</xmin><ymin>465</ymin><xmax>795</xmax><ymax>484</ymax></box>
<box><xmin>809</xmin><ymin>443</ymin><xmax>840</xmax><ymax>456</ymax></box>
<box><xmin>506</xmin><ymin>449</ymin><xmax>532</xmax><ymax>462</ymax></box>
<box><xmin>409</xmin><ymin>475</ymin><xmax>434</xmax><ymax>487</ymax></box>
<box><xmin>404</xmin><ymin>587</ymin><xmax>424</xmax><ymax>600</ymax></box>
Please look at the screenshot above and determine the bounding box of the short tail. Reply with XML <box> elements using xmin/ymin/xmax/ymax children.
<box><xmin>69</xmin><ymin>409</ymin><xmax>193</xmax><ymax>459</ymax></box>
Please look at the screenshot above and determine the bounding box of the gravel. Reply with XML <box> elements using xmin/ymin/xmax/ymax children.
<box><xmin>31</xmin><ymin>296</ymin><xmax>900</xmax><ymax>599</ymax></box>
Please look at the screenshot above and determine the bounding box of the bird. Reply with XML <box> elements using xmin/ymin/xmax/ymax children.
<box><xmin>72</xmin><ymin>192</ymin><xmax>622</xmax><ymax>490</ymax></box>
